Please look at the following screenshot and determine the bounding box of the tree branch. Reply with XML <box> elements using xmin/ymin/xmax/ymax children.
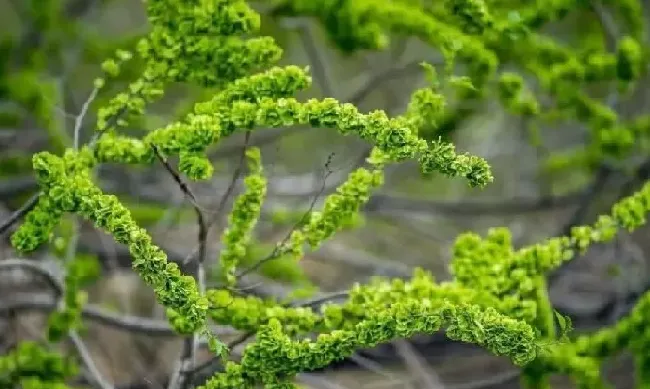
<box><xmin>0</xmin><ymin>258</ymin><xmax>114</xmax><ymax>389</ymax></box>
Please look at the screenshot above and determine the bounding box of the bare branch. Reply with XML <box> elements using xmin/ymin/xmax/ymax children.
<box><xmin>74</xmin><ymin>86</ymin><xmax>101</xmax><ymax>149</ymax></box>
<box><xmin>207</xmin><ymin>131</ymin><xmax>252</xmax><ymax>231</ymax></box>
<box><xmin>0</xmin><ymin>193</ymin><xmax>40</xmax><ymax>236</ymax></box>
<box><xmin>235</xmin><ymin>152</ymin><xmax>335</xmax><ymax>279</ymax></box>
<box><xmin>180</xmin><ymin>131</ymin><xmax>251</xmax><ymax>265</ymax></box>
<box><xmin>394</xmin><ymin>339</ymin><xmax>446</xmax><ymax>389</ymax></box>
<box><xmin>556</xmin><ymin>1</ymin><xmax>622</xmax><ymax>236</ymax></box>
<box><xmin>298</xmin><ymin>22</ymin><xmax>334</xmax><ymax>97</ymax></box>
<box><xmin>0</xmin><ymin>258</ymin><xmax>114</xmax><ymax>389</ymax></box>
<box><xmin>150</xmin><ymin>144</ymin><xmax>208</xmax><ymax>389</ymax></box>
<box><xmin>0</xmin><ymin>293</ymin><xmax>237</xmax><ymax>337</ymax></box>
<box><xmin>151</xmin><ymin>145</ymin><xmax>200</xmax><ymax>205</ymax></box>
<box><xmin>292</xmin><ymin>290</ymin><xmax>349</xmax><ymax>308</ymax></box>
<box><xmin>297</xmin><ymin>373</ymin><xmax>350</xmax><ymax>389</ymax></box>
<box><xmin>188</xmin><ymin>331</ymin><xmax>252</xmax><ymax>380</ymax></box>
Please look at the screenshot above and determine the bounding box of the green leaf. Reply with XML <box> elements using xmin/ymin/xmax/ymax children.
<box><xmin>554</xmin><ymin>310</ymin><xmax>573</xmax><ymax>341</ymax></box>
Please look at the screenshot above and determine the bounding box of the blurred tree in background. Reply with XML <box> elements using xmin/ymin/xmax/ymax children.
<box><xmin>1</xmin><ymin>0</ymin><xmax>650</xmax><ymax>388</ymax></box>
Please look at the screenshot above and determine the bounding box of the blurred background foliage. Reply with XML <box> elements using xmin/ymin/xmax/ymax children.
<box><xmin>1</xmin><ymin>0</ymin><xmax>650</xmax><ymax>388</ymax></box>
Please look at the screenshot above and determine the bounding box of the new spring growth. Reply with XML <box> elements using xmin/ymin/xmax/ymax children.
<box><xmin>4</xmin><ymin>0</ymin><xmax>650</xmax><ymax>388</ymax></box>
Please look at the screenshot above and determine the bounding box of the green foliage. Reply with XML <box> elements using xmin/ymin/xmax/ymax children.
<box><xmin>2</xmin><ymin>0</ymin><xmax>650</xmax><ymax>388</ymax></box>
<box><xmin>0</xmin><ymin>341</ymin><xmax>78</xmax><ymax>389</ymax></box>
<box><xmin>219</xmin><ymin>148</ymin><xmax>267</xmax><ymax>286</ymax></box>
<box><xmin>213</xmin><ymin>238</ymin><xmax>313</xmax><ymax>287</ymax></box>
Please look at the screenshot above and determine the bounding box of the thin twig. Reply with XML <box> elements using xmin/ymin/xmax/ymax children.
<box><xmin>297</xmin><ymin>373</ymin><xmax>351</xmax><ymax>389</ymax></box>
<box><xmin>1</xmin><ymin>81</ymin><xmax>97</xmax><ymax>235</ymax></box>
<box><xmin>0</xmin><ymin>90</ymin><xmax>140</xmax><ymax>236</ymax></box>
<box><xmin>394</xmin><ymin>339</ymin><xmax>445</xmax><ymax>389</ymax></box>
<box><xmin>235</xmin><ymin>153</ymin><xmax>334</xmax><ymax>279</ymax></box>
<box><xmin>184</xmin><ymin>130</ymin><xmax>272</xmax><ymax>384</ymax></box>
<box><xmin>74</xmin><ymin>86</ymin><xmax>100</xmax><ymax>149</ymax></box>
<box><xmin>0</xmin><ymin>259</ymin><xmax>114</xmax><ymax>389</ymax></box>
<box><xmin>292</xmin><ymin>290</ymin><xmax>349</xmax><ymax>308</ymax></box>
<box><xmin>616</xmin><ymin>158</ymin><xmax>650</xmax><ymax>199</ymax></box>
<box><xmin>189</xmin><ymin>286</ymin><xmax>352</xmax><ymax>381</ymax></box>
<box><xmin>151</xmin><ymin>145</ymin><xmax>200</xmax><ymax>205</ymax></box>
<box><xmin>188</xmin><ymin>331</ymin><xmax>252</xmax><ymax>379</ymax></box>
<box><xmin>151</xmin><ymin>144</ymin><xmax>209</xmax><ymax>389</ymax></box>
<box><xmin>209</xmin><ymin>131</ymin><xmax>252</xmax><ymax>229</ymax></box>
<box><xmin>0</xmin><ymin>293</ymin><xmax>237</xmax><ymax>337</ymax></box>
<box><xmin>63</xmin><ymin>180</ymin><xmax>110</xmax><ymax>389</ymax></box>
<box><xmin>346</xmin><ymin>61</ymin><xmax>423</xmax><ymax>105</ymax></box>
<box><xmin>182</xmin><ymin>131</ymin><xmax>252</xmax><ymax>265</ymax></box>
<box><xmin>0</xmin><ymin>193</ymin><xmax>40</xmax><ymax>235</ymax></box>
<box><xmin>150</xmin><ymin>145</ymin><xmax>239</xmax><ymax>219</ymax></box>
<box><xmin>59</xmin><ymin>76</ymin><xmax>112</xmax><ymax>389</ymax></box>
<box><xmin>88</xmin><ymin>100</ymin><xmax>133</xmax><ymax>148</ymax></box>
<box><xmin>70</xmin><ymin>332</ymin><xmax>114</xmax><ymax>389</ymax></box>
<box><xmin>363</xmin><ymin>369</ymin><xmax>520</xmax><ymax>389</ymax></box>
<box><xmin>298</xmin><ymin>22</ymin><xmax>334</xmax><ymax>97</ymax></box>
<box><xmin>559</xmin><ymin>164</ymin><xmax>612</xmax><ymax>236</ymax></box>
<box><xmin>348</xmin><ymin>353</ymin><xmax>397</xmax><ymax>381</ymax></box>
<box><xmin>557</xmin><ymin>0</ymin><xmax>621</xmax><ymax>235</ymax></box>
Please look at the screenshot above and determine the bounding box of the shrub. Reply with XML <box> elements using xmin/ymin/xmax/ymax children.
<box><xmin>0</xmin><ymin>0</ymin><xmax>649</xmax><ymax>388</ymax></box>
